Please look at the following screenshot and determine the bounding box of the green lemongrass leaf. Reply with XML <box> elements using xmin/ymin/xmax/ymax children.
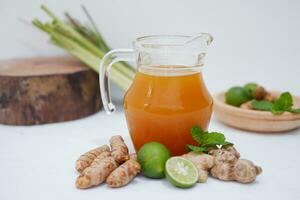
<box><xmin>190</xmin><ymin>125</ymin><xmax>204</xmax><ymax>144</ymax></box>
<box><xmin>39</xmin><ymin>5</ymin><xmax>106</xmax><ymax>58</ymax></box>
<box><xmin>40</xmin><ymin>4</ymin><xmax>60</xmax><ymax>21</ymax></box>
<box><xmin>32</xmin><ymin>20</ymin><xmax>51</xmax><ymax>35</ymax></box>
<box><xmin>83</xmin><ymin>25</ymin><xmax>103</xmax><ymax>48</ymax></box>
<box><xmin>186</xmin><ymin>145</ymin><xmax>208</xmax><ymax>153</ymax></box>
<box><xmin>32</xmin><ymin>19</ymin><xmax>44</xmax><ymax>29</ymax></box>
<box><xmin>81</xmin><ymin>5</ymin><xmax>100</xmax><ymax>35</ymax></box>
<box><xmin>64</xmin><ymin>12</ymin><xmax>86</xmax><ymax>33</ymax></box>
<box><xmin>65</xmin><ymin>12</ymin><xmax>103</xmax><ymax>51</ymax></box>
<box><xmin>81</xmin><ymin>5</ymin><xmax>110</xmax><ymax>51</ymax></box>
<box><xmin>80</xmin><ymin>6</ymin><xmax>135</xmax><ymax>72</ymax></box>
<box><xmin>251</xmin><ymin>100</ymin><xmax>273</xmax><ymax>111</ymax></box>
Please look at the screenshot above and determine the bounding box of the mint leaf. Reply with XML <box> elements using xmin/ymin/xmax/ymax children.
<box><xmin>287</xmin><ymin>108</ymin><xmax>300</xmax><ymax>113</ymax></box>
<box><xmin>190</xmin><ymin>125</ymin><xmax>204</xmax><ymax>144</ymax></box>
<box><xmin>220</xmin><ymin>141</ymin><xmax>234</xmax><ymax>146</ymax></box>
<box><xmin>251</xmin><ymin>100</ymin><xmax>273</xmax><ymax>111</ymax></box>
<box><xmin>271</xmin><ymin>109</ymin><xmax>284</xmax><ymax>115</ymax></box>
<box><xmin>186</xmin><ymin>145</ymin><xmax>208</xmax><ymax>153</ymax></box>
<box><xmin>201</xmin><ymin>132</ymin><xmax>225</xmax><ymax>146</ymax></box>
<box><xmin>272</xmin><ymin>92</ymin><xmax>293</xmax><ymax>114</ymax></box>
<box><xmin>251</xmin><ymin>92</ymin><xmax>299</xmax><ymax>115</ymax></box>
<box><xmin>188</xmin><ymin>126</ymin><xmax>233</xmax><ymax>153</ymax></box>
<box><xmin>202</xmin><ymin>132</ymin><xmax>233</xmax><ymax>147</ymax></box>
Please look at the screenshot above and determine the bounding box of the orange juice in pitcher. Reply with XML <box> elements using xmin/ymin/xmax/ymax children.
<box><xmin>99</xmin><ymin>34</ymin><xmax>213</xmax><ymax>155</ymax></box>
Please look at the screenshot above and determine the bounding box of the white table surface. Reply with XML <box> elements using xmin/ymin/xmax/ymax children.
<box><xmin>0</xmin><ymin>109</ymin><xmax>299</xmax><ymax>200</ymax></box>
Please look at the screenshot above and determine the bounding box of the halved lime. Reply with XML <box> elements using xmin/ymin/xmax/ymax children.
<box><xmin>165</xmin><ymin>157</ymin><xmax>198</xmax><ymax>188</ymax></box>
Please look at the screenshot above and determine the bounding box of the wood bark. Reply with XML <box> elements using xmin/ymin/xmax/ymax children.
<box><xmin>0</xmin><ymin>56</ymin><xmax>101</xmax><ymax>125</ymax></box>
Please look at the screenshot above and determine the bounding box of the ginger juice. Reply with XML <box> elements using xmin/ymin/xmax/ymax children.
<box><xmin>124</xmin><ymin>66</ymin><xmax>213</xmax><ymax>156</ymax></box>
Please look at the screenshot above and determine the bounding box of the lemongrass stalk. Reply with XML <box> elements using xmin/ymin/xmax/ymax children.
<box><xmin>81</xmin><ymin>5</ymin><xmax>110</xmax><ymax>53</ymax></box>
<box><xmin>77</xmin><ymin>5</ymin><xmax>134</xmax><ymax>75</ymax></box>
<box><xmin>33</xmin><ymin>14</ymin><xmax>135</xmax><ymax>80</ymax></box>
<box><xmin>114</xmin><ymin>62</ymin><xmax>136</xmax><ymax>79</ymax></box>
<box><xmin>59</xmin><ymin>5</ymin><xmax>136</xmax><ymax>78</ymax></box>
<box><xmin>52</xmin><ymin>21</ymin><xmax>136</xmax><ymax>79</ymax></box>
<box><xmin>39</xmin><ymin>24</ymin><xmax>132</xmax><ymax>91</ymax></box>
<box><xmin>32</xmin><ymin>19</ymin><xmax>135</xmax><ymax>79</ymax></box>
<box><xmin>34</xmin><ymin>5</ymin><xmax>135</xmax><ymax>90</ymax></box>
<box><xmin>64</xmin><ymin>12</ymin><xmax>109</xmax><ymax>53</ymax></box>
<box><xmin>40</xmin><ymin>4</ymin><xmax>60</xmax><ymax>21</ymax></box>
<box><xmin>54</xmin><ymin>38</ymin><xmax>132</xmax><ymax>91</ymax></box>
<box><xmin>50</xmin><ymin>21</ymin><xmax>105</xmax><ymax>58</ymax></box>
<box><xmin>51</xmin><ymin>32</ymin><xmax>132</xmax><ymax>91</ymax></box>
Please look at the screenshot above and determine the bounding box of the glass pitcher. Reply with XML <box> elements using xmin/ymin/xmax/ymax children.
<box><xmin>99</xmin><ymin>34</ymin><xmax>213</xmax><ymax>156</ymax></box>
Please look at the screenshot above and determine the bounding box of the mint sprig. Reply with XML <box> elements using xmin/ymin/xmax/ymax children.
<box><xmin>251</xmin><ymin>100</ymin><xmax>273</xmax><ymax>111</ymax></box>
<box><xmin>190</xmin><ymin>126</ymin><xmax>203</xmax><ymax>144</ymax></box>
<box><xmin>251</xmin><ymin>92</ymin><xmax>300</xmax><ymax>115</ymax></box>
<box><xmin>186</xmin><ymin>145</ymin><xmax>208</xmax><ymax>152</ymax></box>
<box><xmin>187</xmin><ymin>125</ymin><xmax>233</xmax><ymax>153</ymax></box>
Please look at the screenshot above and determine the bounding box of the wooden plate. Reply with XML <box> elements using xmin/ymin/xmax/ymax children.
<box><xmin>214</xmin><ymin>91</ymin><xmax>300</xmax><ymax>132</ymax></box>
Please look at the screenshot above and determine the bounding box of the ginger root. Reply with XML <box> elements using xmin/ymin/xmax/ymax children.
<box><xmin>184</xmin><ymin>146</ymin><xmax>262</xmax><ymax>184</ymax></box>
<box><xmin>75</xmin><ymin>145</ymin><xmax>110</xmax><ymax>173</ymax></box>
<box><xmin>209</xmin><ymin>146</ymin><xmax>262</xmax><ymax>183</ymax></box>
<box><xmin>75</xmin><ymin>136</ymin><xmax>143</xmax><ymax>189</ymax></box>
<box><xmin>253</xmin><ymin>86</ymin><xmax>268</xmax><ymax>100</ymax></box>
<box><xmin>129</xmin><ymin>153</ymin><xmax>137</xmax><ymax>161</ymax></box>
<box><xmin>110</xmin><ymin>135</ymin><xmax>129</xmax><ymax>163</ymax></box>
<box><xmin>264</xmin><ymin>93</ymin><xmax>276</xmax><ymax>102</ymax></box>
<box><xmin>106</xmin><ymin>153</ymin><xmax>141</xmax><ymax>188</ymax></box>
<box><xmin>232</xmin><ymin>159</ymin><xmax>262</xmax><ymax>183</ymax></box>
<box><xmin>240</xmin><ymin>101</ymin><xmax>252</xmax><ymax>110</ymax></box>
<box><xmin>182</xmin><ymin>152</ymin><xmax>215</xmax><ymax>183</ymax></box>
<box><xmin>76</xmin><ymin>152</ymin><xmax>118</xmax><ymax>189</ymax></box>
<box><xmin>253</xmin><ymin>85</ymin><xmax>276</xmax><ymax>102</ymax></box>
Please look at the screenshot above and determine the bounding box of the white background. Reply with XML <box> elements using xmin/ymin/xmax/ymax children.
<box><xmin>0</xmin><ymin>0</ymin><xmax>299</xmax><ymax>95</ymax></box>
<box><xmin>0</xmin><ymin>0</ymin><xmax>300</xmax><ymax>200</ymax></box>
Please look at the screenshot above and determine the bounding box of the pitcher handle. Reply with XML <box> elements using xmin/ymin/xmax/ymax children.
<box><xmin>99</xmin><ymin>49</ymin><xmax>135</xmax><ymax>114</ymax></box>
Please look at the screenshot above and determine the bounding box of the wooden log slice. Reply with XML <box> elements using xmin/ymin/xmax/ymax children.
<box><xmin>0</xmin><ymin>56</ymin><xmax>101</xmax><ymax>125</ymax></box>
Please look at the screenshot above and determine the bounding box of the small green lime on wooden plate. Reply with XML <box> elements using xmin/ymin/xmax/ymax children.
<box><xmin>225</xmin><ymin>86</ymin><xmax>252</xmax><ymax>106</ymax></box>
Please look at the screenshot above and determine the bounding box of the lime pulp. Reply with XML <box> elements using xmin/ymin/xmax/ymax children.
<box><xmin>165</xmin><ymin>157</ymin><xmax>198</xmax><ymax>188</ymax></box>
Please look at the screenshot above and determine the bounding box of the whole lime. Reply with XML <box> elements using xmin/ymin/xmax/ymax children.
<box><xmin>244</xmin><ymin>82</ymin><xmax>258</xmax><ymax>96</ymax></box>
<box><xmin>137</xmin><ymin>142</ymin><xmax>170</xmax><ymax>179</ymax></box>
<box><xmin>225</xmin><ymin>86</ymin><xmax>252</xmax><ymax>107</ymax></box>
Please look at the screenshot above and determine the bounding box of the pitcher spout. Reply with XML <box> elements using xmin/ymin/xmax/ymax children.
<box><xmin>184</xmin><ymin>33</ymin><xmax>213</xmax><ymax>46</ymax></box>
